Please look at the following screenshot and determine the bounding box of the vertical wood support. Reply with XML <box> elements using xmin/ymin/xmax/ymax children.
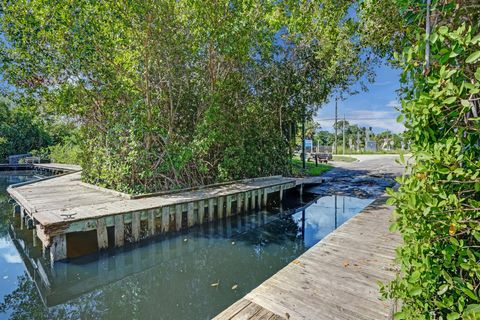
<box><xmin>148</xmin><ymin>210</ymin><xmax>155</xmax><ymax>236</ymax></box>
<box><xmin>279</xmin><ymin>185</ymin><xmax>284</xmax><ymax>201</ymax></box>
<box><xmin>187</xmin><ymin>202</ymin><xmax>195</xmax><ymax>227</ymax></box>
<box><xmin>226</xmin><ymin>195</ymin><xmax>232</xmax><ymax>216</ymax></box>
<box><xmin>114</xmin><ymin>215</ymin><xmax>125</xmax><ymax>247</ymax></box>
<box><xmin>161</xmin><ymin>207</ymin><xmax>169</xmax><ymax>233</ymax></box>
<box><xmin>218</xmin><ymin>197</ymin><xmax>224</xmax><ymax>218</ymax></box>
<box><xmin>20</xmin><ymin>208</ymin><xmax>25</xmax><ymax>230</ymax></box>
<box><xmin>50</xmin><ymin>234</ymin><xmax>67</xmax><ymax>263</ymax></box>
<box><xmin>300</xmin><ymin>184</ymin><xmax>303</xmax><ymax>196</ymax></box>
<box><xmin>97</xmin><ymin>218</ymin><xmax>108</xmax><ymax>250</ymax></box>
<box><xmin>198</xmin><ymin>200</ymin><xmax>205</xmax><ymax>224</ymax></box>
<box><xmin>236</xmin><ymin>193</ymin><xmax>243</xmax><ymax>214</ymax></box>
<box><xmin>262</xmin><ymin>188</ymin><xmax>268</xmax><ymax>207</ymax></box>
<box><xmin>175</xmin><ymin>204</ymin><xmax>183</xmax><ymax>231</ymax></box>
<box><xmin>256</xmin><ymin>189</ymin><xmax>261</xmax><ymax>209</ymax></box>
<box><xmin>208</xmin><ymin>198</ymin><xmax>215</xmax><ymax>221</ymax></box>
<box><xmin>32</xmin><ymin>229</ymin><xmax>37</xmax><ymax>247</ymax></box>
<box><xmin>132</xmin><ymin>212</ymin><xmax>141</xmax><ymax>242</ymax></box>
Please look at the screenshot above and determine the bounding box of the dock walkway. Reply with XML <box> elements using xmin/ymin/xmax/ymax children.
<box><xmin>8</xmin><ymin>170</ymin><xmax>296</xmax><ymax>262</ymax></box>
<box><xmin>214</xmin><ymin>194</ymin><xmax>400</xmax><ymax>320</ymax></box>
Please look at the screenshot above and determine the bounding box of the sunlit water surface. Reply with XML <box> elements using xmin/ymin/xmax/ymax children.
<box><xmin>0</xmin><ymin>171</ymin><xmax>374</xmax><ymax>320</ymax></box>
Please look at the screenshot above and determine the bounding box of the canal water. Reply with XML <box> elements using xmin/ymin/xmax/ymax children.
<box><xmin>0</xmin><ymin>171</ymin><xmax>374</xmax><ymax>320</ymax></box>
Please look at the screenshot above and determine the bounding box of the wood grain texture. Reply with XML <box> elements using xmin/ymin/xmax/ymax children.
<box><xmin>214</xmin><ymin>195</ymin><xmax>400</xmax><ymax>320</ymax></box>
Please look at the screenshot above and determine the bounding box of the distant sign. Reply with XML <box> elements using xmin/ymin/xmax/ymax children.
<box><xmin>304</xmin><ymin>139</ymin><xmax>313</xmax><ymax>149</ymax></box>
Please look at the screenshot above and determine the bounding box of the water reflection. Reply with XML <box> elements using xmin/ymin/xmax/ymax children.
<box><xmin>0</xmin><ymin>172</ymin><xmax>374</xmax><ymax>320</ymax></box>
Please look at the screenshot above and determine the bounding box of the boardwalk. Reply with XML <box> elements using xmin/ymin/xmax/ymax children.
<box><xmin>33</xmin><ymin>163</ymin><xmax>81</xmax><ymax>172</ymax></box>
<box><xmin>8</xmin><ymin>171</ymin><xmax>296</xmax><ymax>261</ymax></box>
<box><xmin>214</xmin><ymin>194</ymin><xmax>400</xmax><ymax>320</ymax></box>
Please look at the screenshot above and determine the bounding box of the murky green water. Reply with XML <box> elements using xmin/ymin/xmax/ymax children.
<box><xmin>0</xmin><ymin>171</ymin><xmax>374</xmax><ymax>320</ymax></box>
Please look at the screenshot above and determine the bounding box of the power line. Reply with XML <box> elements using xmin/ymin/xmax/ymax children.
<box><xmin>316</xmin><ymin>117</ymin><xmax>399</xmax><ymax>121</ymax></box>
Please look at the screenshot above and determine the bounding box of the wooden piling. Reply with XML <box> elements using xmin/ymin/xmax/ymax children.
<box><xmin>263</xmin><ymin>188</ymin><xmax>268</xmax><ymax>207</ymax></box>
<box><xmin>132</xmin><ymin>212</ymin><xmax>141</xmax><ymax>242</ymax></box>
<box><xmin>175</xmin><ymin>204</ymin><xmax>183</xmax><ymax>231</ymax></box>
<box><xmin>187</xmin><ymin>202</ymin><xmax>195</xmax><ymax>227</ymax></box>
<box><xmin>237</xmin><ymin>193</ymin><xmax>243</xmax><ymax>214</ymax></box>
<box><xmin>148</xmin><ymin>210</ymin><xmax>155</xmax><ymax>236</ymax></box>
<box><xmin>161</xmin><ymin>207</ymin><xmax>169</xmax><ymax>233</ymax></box>
<box><xmin>226</xmin><ymin>195</ymin><xmax>232</xmax><ymax>216</ymax></box>
<box><xmin>218</xmin><ymin>197</ymin><xmax>225</xmax><ymax>218</ymax></box>
<box><xmin>198</xmin><ymin>200</ymin><xmax>205</xmax><ymax>224</ymax></box>
<box><xmin>96</xmin><ymin>218</ymin><xmax>108</xmax><ymax>250</ymax></box>
<box><xmin>256</xmin><ymin>189</ymin><xmax>261</xmax><ymax>209</ymax></box>
<box><xmin>208</xmin><ymin>198</ymin><xmax>215</xmax><ymax>221</ymax></box>
<box><xmin>114</xmin><ymin>215</ymin><xmax>125</xmax><ymax>247</ymax></box>
<box><xmin>279</xmin><ymin>185</ymin><xmax>284</xmax><ymax>201</ymax></box>
<box><xmin>50</xmin><ymin>234</ymin><xmax>67</xmax><ymax>263</ymax></box>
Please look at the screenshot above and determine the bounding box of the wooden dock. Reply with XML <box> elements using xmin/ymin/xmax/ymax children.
<box><xmin>214</xmin><ymin>194</ymin><xmax>400</xmax><ymax>320</ymax></box>
<box><xmin>8</xmin><ymin>170</ymin><xmax>296</xmax><ymax>262</ymax></box>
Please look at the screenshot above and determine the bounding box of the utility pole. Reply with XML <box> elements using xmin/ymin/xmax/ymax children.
<box><xmin>342</xmin><ymin>114</ymin><xmax>346</xmax><ymax>156</ymax></box>
<box><xmin>302</xmin><ymin>106</ymin><xmax>306</xmax><ymax>169</ymax></box>
<box><xmin>334</xmin><ymin>97</ymin><xmax>338</xmax><ymax>155</ymax></box>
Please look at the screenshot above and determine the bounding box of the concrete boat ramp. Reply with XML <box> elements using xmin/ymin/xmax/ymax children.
<box><xmin>7</xmin><ymin>164</ymin><xmax>297</xmax><ymax>262</ymax></box>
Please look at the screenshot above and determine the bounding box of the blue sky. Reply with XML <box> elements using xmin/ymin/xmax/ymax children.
<box><xmin>314</xmin><ymin>63</ymin><xmax>404</xmax><ymax>134</ymax></box>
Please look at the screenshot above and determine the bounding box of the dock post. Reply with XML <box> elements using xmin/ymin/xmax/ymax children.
<box><xmin>226</xmin><ymin>195</ymin><xmax>232</xmax><ymax>216</ymax></box>
<box><xmin>198</xmin><ymin>200</ymin><xmax>205</xmax><ymax>224</ymax></box>
<box><xmin>256</xmin><ymin>190</ymin><xmax>261</xmax><ymax>210</ymax></box>
<box><xmin>114</xmin><ymin>215</ymin><xmax>125</xmax><ymax>247</ymax></box>
<box><xmin>132</xmin><ymin>212</ymin><xmax>141</xmax><ymax>242</ymax></box>
<box><xmin>161</xmin><ymin>207</ymin><xmax>169</xmax><ymax>233</ymax></box>
<box><xmin>12</xmin><ymin>203</ymin><xmax>20</xmax><ymax>217</ymax></box>
<box><xmin>236</xmin><ymin>193</ymin><xmax>243</xmax><ymax>214</ymax></box>
<box><xmin>187</xmin><ymin>202</ymin><xmax>195</xmax><ymax>227</ymax></box>
<box><xmin>218</xmin><ymin>197</ymin><xmax>224</xmax><ymax>218</ymax></box>
<box><xmin>175</xmin><ymin>204</ymin><xmax>183</xmax><ymax>231</ymax></box>
<box><xmin>20</xmin><ymin>208</ymin><xmax>25</xmax><ymax>230</ymax></box>
<box><xmin>262</xmin><ymin>188</ymin><xmax>268</xmax><ymax>207</ymax></box>
<box><xmin>300</xmin><ymin>184</ymin><xmax>303</xmax><ymax>196</ymax></box>
<box><xmin>279</xmin><ymin>185</ymin><xmax>284</xmax><ymax>201</ymax></box>
<box><xmin>208</xmin><ymin>198</ymin><xmax>215</xmax><ymax>221</ymax></box>
<box><xmin>97</xmin><ymin>218</ymin><xmax>108</xmax><ymax>250</ymax></box>
<box><xmin>148</xmin><ymin>210</ymin><xmax>155</xmax><ymax>236</ymax></box>
<box><xmin>50</xmin><ymin>234</ymin><xmax>67</xmax><ymax>263</ymax></box>
<box><xmin>32</xmin><ymin>229</ymin><xmax>37</xmax><ymax>247</ymax></box>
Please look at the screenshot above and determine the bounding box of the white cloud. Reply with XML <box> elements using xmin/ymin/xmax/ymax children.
<box><xmin>315</xmin><ymin>101</ymin><xmax>405</xmax><ymax>133</ymax></box>
<box><xmin>386</xmin><ymin>100</ymin><xmax>401</xmax><ymax>109</ymax></box>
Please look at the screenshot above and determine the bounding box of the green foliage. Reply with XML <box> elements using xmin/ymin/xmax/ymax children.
<box><xmin>0</xmin><ymin>0</ymin><xmax>371</xmax><ymax>193</ymax></box>
<box><xmin>361</xmin><ymin>1</ymin><xmax>480</xmax><ymax>318</ymax></box>
<box><xmin>0</xmin><ymin>100</ymin><xmax>51</xmax><ymax>161</ymax></box>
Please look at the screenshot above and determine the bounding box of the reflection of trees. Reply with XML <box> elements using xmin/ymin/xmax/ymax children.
<box><xmin>0</xmin><ymin>273</ymin><xmax>50</xmax><ymax>320</ymax></box>
<box><xmin>0</xmin><ymin>273</ymin><xmax>106</xmax><ymax>320</ymax></box>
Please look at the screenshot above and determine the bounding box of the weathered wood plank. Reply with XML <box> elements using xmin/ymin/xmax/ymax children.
<box><xmin>226</xmin><ymin>195</ymin><xmax>232</xmax><ymax>216</ymax></box>
<box><xmin>198</xmin><ymin>200</ymin><xmax>205</xmax><ymax>224</ymax></box>
<box><xmin>208</xmin><ymin>198</ymin><xmax>215</xmax><ymax>221</ymax></box>
<box><xmin>131</xmin><ymin>212</ymin><xmax>140</xmax><ymax>242</ymax></box>
<box><xmin>175</xmin><ymin>204</ymin><xmax>183</xmax><ymax>231</ymax></box>
<box><xmin>214</xmin><ymin>195</ymin><xmax>400</xmax><ymax>320</ymax></box>
<box><xmin>49</xmin><ymin>234</ymin><xmax>67</xmax><ymax>262</ymax></box>
<box><xmin>114</xmin><ymin>215</ymin><xmax>125</xmax><ymax>247</ymax></box>
<box><xmin>96</xmin><ymin>218</ymin><xmax>108</xmax><ymax>250</ymax></box>
<box><xmin>148</xmin><ymin>210</ymin><xmax>155</xmax><ymax>236</ymax></box>
<box><xmin>187</xmin><ymin>202</ymin><xmax>195</xmax><ymax>227</ymax></box>
<box><xmin>161</xmin><ymin>206</ymin><xmax>169</xmax><ymax>233</ymax></box>
<box><xmin>218</xmin><ymin>196</ymin><xmax>225</xmax><ymax>218</ymax></box>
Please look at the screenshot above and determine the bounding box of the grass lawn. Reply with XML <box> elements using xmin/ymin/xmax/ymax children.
<box><xmin>332</xmin><ymin>155</ymin><xmax>357</xmax><ymax>162</ymax></box>
<box><xmin>291</xmin><ymin>157</ymin><xmax>332</xmax><ymax>176</ymax></box>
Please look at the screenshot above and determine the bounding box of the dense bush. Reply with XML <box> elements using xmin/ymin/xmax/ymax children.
<box><xmin>361</xmin><ymin>0</ymin><xmax>480</xmax><ymax>318</ymax></box>
<box><xmin>0</xmin><ymin>100</ymin><xmax>51</xmax><ymax>162</ymax></box>
<box><xmin>0</xmin><ymin>0</ymin><xmax>372</xmax><ymax>193</ymax></box>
